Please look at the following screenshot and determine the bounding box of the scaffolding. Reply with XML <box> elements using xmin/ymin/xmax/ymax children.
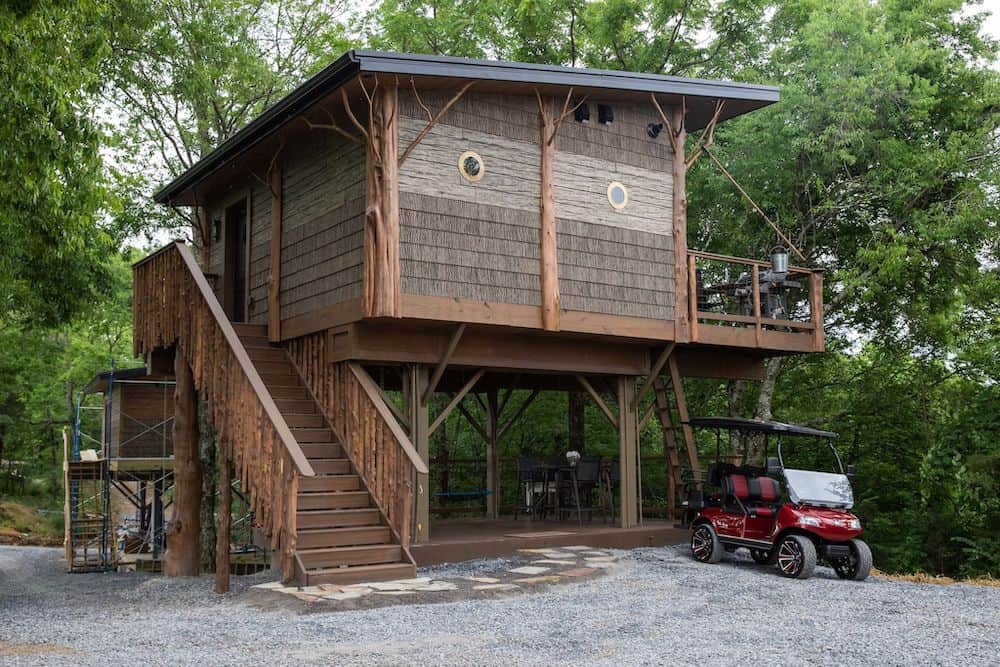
<box><xmin>63</xmin><ymin>367</ymin><xmax>176</xmax><ymax>573</ymax></box>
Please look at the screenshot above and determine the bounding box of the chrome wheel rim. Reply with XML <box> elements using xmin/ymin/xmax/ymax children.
<box><xmin>691</xmin><ymin>526</ymin><xmax>713</xmax><ymax>561</ymax></box>
<box><xmin>777</xmin><ymin>539</ymin><xmax>803</xmax><ymax>575</ymax></box>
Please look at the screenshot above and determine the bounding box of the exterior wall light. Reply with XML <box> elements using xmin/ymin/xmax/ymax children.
<box><xmin>647</xmin><ymin>122</ymin><xmax>664</xmax><ymax>138</ymax></box>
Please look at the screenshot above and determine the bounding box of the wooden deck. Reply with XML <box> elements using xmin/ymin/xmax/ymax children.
<box><xmin>410</xmin><ymin>517</ymin><xmax>688</xmax><ymax>566</ymax></box>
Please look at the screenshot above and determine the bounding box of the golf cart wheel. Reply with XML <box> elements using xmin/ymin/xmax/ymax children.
<box><xmin>691</xmin><ymin>524</ymin><xmax>723</xmax><ymax>563</ymax></box>
<box><xmin>833</xmin><ymin>539</ymin><xmax>873</xmax><ymax>581</ymax></box>
<box><xmin>776</xmin><ymin>535</ymin><xmax>817</xmax><ymax>579</ymax></box>
<box><xmin>750</xmin><ymin>548</ymin><xmax>772</xmax><ymax>564</ymax></box>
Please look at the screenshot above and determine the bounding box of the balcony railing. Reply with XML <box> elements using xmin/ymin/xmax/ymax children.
<box><xmin>687</xmin><ymin>250</ymin><xmax>824</xmax><ymax>352</ymax></box>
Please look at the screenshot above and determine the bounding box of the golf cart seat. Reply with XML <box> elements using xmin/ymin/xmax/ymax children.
<box><xmin>722</xmin><ymin>473</ymin><xmax>783</xmax><ymax>518</ymax></box>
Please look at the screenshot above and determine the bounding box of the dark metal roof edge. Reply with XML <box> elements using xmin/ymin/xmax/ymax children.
<box><xmin>154</xmin><ymin>51</ymin><xmax>362</xmax><ymax>204</ymax></box>
<box><xmin>687</xmin><ymin>417</ymin><xmax>838</xmax><ymax>438</ymax></box>
<box><xmin>355</xmin><ymin>50</ymin><xmax>781</xmax><ymax>101</ymax></box>
<box><xmin>155</xmin><ymin>49</ymin><xmax>779</xmax><ymax>204</ymax></box>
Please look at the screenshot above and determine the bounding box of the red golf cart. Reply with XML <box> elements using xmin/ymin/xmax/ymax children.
<box><xmin>684</xmin><ymin>417</ymin><xmax>871</xmax><ymax>580</ymax></box>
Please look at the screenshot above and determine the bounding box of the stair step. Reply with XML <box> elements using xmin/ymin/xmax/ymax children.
<box><xmin>269</xmin><ymin>385</ymin><xmax>309</xmax><ymax>400</ymax></box>
<box><xmin>300</xmin><ymin>442</ymin><xmax>343</xmax><ymax>459</ymax></box>
<box><xmin>253</xmin><ymin>360</ymin><xmax>298</xmax><ymax>376</ymax></box>
<box><xmin>283</xmin><ymin>413</ymin><xmax>325</xmax><ymax>429</ymax></box>
<box><xmin>275</xmin><ymin>399</ymin><xmax>316</xmax><ymax>414</ymax></box>
<box><xmin>295</xmin><ymin>525</ymin><xmax>391</xmax><ymax>549</ymax></box>
<box><xmin>300</xmin><ymin>474</ymin><xmax>361</xmax><ymax>493</ymax></box>
<box><xmin>303</xmin><ymin>562</ymin><xmax>416</xmax><ymax>586</ymax></box>
<box><xmin>310</xmin><ymin>459</ymin><xmax>351</xmax><ymax>475</ymax></box>
<box><xmin>233</xmin><ymin>323</ymin><xmax>268</xmax><ymax>337</ymax></box>
<box><xmin>297</xmin><ymin>490</ymin><xmax>370</xmax><ymax>510</ymax></box>
<box><xmin>296</xmin><ymin>508</ymin><xmax>382</xmax><ymax>529</ymax></box>
<box><xmin>298</xmin><ymin>544</ymin><xmax>402</xmax><ymax>569</ymax></box>
<box><xmin>245</xmin><ymin>346</ymin><xmax>287</xmax><ymax>362</ymax></box>
<box><xmin>291</xmin><ymin>427</ymin><xmax>335</xmax><ymax>443</ymax></box>
<box><xmin>260</xmin><ymin>373</ymin><xmax>301</xmax><ymax>387</ymax></box>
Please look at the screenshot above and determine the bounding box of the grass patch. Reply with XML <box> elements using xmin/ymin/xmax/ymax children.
<box><xmin>0</xmin><ymin>496</ymin><xmax>64</xmax><ymax>546</ymax></box>
<box><xmin>873</xmin><ymin>568</ymin><xmax>1000</xmax><ymax>588</ymax></box>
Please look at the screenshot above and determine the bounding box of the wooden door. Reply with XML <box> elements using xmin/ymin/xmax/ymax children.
<box><xmin>222</xmin><ymin>198</ymin><xmax>249</xmax><ymax>322</ymax></box>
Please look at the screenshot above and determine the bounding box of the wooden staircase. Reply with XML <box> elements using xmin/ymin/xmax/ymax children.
<box><xmin>234</xmin><ymin>323</ymin><xmax>416</xmax><ymax>586</ymax></box>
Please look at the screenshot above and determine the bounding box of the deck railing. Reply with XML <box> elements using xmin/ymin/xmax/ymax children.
<box><xmin>133</xmin><ymin>242</ymin><xmax>314</xmax><ymax>576</ymax></box>
<box><xmin>687</xmin><ymin>250</ymin><xmax>824</xmax><ymax>351</ymax></box>
<box><xmin>285</xmin><ymin>334</ymin><xmax>427</xmax><ymax>550</ymax></box>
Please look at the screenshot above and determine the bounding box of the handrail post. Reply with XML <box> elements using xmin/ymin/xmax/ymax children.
<box><xmin>751</xmin><ymin>264</ymin><xmax>762</xmax><ymax>346</ymax></box>
<box><xmin>687</xmin><ymin>254</ymin><xmax>698</xmax><ymax>342</ymax></box>
<box><xmin>809</xmin><ymin>271</ymin><xmax>825</xmax><ymax>351</ymax></box>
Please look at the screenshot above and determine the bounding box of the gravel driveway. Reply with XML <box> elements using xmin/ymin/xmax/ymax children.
<box><xmin>1</xmin><ymin>544</ymin><xmax>997</xmax><ymax>666</ymax></box>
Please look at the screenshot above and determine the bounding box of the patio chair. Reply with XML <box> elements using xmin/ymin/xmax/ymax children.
<box><xmin>514</xmin><ymin>456</ymin><xmax>547</xmax><ymax>520</ymax></box>
<box><xmin>566</xmin><ymin>455</ymin><xmax>602</xmax><ymax>524</ymax></box>
<box><xmin>600</xmin><ymin>457</ymin><xmax>620</xmax><ymax>523</ymax></box>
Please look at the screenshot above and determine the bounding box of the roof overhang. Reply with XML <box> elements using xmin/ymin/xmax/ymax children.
<box><xmin>155</xmin><ymin>50</ymin><xmax>780</xmax><ymax>206</ymax></box>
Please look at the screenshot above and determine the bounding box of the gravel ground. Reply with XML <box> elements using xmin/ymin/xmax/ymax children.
<box><xmin>2</xmin><ymin>544</ymin><xmax>998</xmax><ymax>666</ymax></box>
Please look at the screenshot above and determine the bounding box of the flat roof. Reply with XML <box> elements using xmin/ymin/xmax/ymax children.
<box><xmin>688</xmin><ymin>417</ymin><xmax>838</xmax><ymax>438</ymax></box>
<box><xmin>155</xmin><ymin>50</ymin><xmax>780</xmax><ymax>205</ymax></box>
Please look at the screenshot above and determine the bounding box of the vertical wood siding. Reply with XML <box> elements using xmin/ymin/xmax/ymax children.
<box><xmin>397</xmin><ymin>89</ymin><xmax>675</xmax><ymax>321</ymax></box>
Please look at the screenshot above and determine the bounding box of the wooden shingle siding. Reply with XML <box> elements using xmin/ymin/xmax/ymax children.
<box><xmin>279</xmin><ymin>131</ymin><xmax>366</xmax><ymax>319</ymax></box>
<box><xmin>558</xmin><ymin>216</ymin><xmax>674</xmax><ymax>320</ymax></box>
<box><xmin>249</xmin><ymin>179</ymin><xmax>272</xmax><ymax>325</ymax></box>
<box><xmin>397</xmin><ymin>89</ymin><xmax>674</xmax><ymax>322</ymax></box>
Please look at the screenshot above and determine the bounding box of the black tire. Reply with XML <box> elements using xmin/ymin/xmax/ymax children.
<box><xmin>776</xmin><ymin>534</ymin><xmax>817</xmax><ymax>579</ymax></box>
<box><xmin>833</xmin><ymin>539</ymin><xmax>873</xmax><ymax>581</ymax></box>
<box><xmin>750</xmin><ymin>548</ymin><xmax>772</xmax><ymax>564</ymax></box>
<box><xmin>691</xmin><ymin>523</ymin><xmax>723</xmax><ymax>563</ymax></box>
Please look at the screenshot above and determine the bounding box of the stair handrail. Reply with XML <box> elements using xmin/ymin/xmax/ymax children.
<box><xmin>133</xmin><ymin>241</ymin><xmax>314</xmax><ymax>478</ymax></box>
<box><xmin>347</xmin><ymin>362</ymin><xmax>428</xmax><ymax>475</ymax></box>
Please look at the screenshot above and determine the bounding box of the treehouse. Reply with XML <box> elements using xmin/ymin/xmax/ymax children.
<box><xmin>134</xmin><ymin>51</ymin><xmax>825</xmax><ymax>587</ymax></box>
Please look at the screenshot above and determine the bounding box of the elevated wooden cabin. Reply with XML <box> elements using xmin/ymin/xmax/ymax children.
<box><xmin>134</xmin><ymin>51</ymin><xmax>825</xmax><ymax>586</ymax></box>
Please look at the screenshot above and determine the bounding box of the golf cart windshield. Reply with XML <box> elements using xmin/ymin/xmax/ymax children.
<box><xmin>784</xmin><ymin>469</ymin><xmax>853</xmax><ymax>509</ymax></box>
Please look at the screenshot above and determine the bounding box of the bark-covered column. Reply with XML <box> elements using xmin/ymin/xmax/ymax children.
<box><xmin>214</xmin><ymin>450</ymin><xmax>231</xmax><ymax>594</ymax></box>
<box><xmin>165</xmin><ymin>351</ymin><xmax>202</xmax><ymax>576</ymax></box>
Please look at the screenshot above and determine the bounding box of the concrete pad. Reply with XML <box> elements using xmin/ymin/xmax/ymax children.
<box><xmin>509</xmin><ymin>566</ymin><xmax>550</xmax><ymax>575</ymax></box>
<box><xmin>532</xmin><ymin>559</ymin><xmax>577</xmax><ymax>565</ymax></box>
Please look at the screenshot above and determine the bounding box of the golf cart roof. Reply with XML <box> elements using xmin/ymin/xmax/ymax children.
<box><xmin>688</xmin><ymin>417</ymin><xmax>837</xmax><ymax>439</ymax></box>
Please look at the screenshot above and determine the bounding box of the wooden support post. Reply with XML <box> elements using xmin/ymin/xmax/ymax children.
<box><xmin>363</xmin><ymin>79</ymin><xmax>401</xmax><ymax>318</ymax></box>
<box><xmin>429</xmin><ymin>368</ymin><xmax>485</xmax><ymax>435</ymax></box>
<box><xmin>671</xmin><ymin>104</ymin><xmax>689</xmax><ymax>342</ymax></box>
<box><xmin>215</xmin><ymin>452</ymin><xmax>231</xmax><ymax>594</ymax></box>
<box><xmin>617</xmin><ymin>376</ymin><xmax>639</xmax><ymax>528</ymax></box>
<box><xmin>810</xmin><ymin>271</ymin><xmax>825</xmax><ymax>351</ymax></box>
<box><xmin>407</xmin><ymin>365</ymin><xmax>430</xmax><ymax>543</ymax></box>
<box><xmin>667</xmin><ymin>355</ymin><xmax>700</xmax><ymax>485</ymax></box>
<box><xmin>576</xmin><ymin>375</ymin><xmax>618</xmax><ymax>429</ymax></box>
<box><xmin>267</xmin><ymin>166</ymin><xmax>283</xmax><ymax>342</ymax></box>
<box><xmin>485</xmin><ymin>390</ymin><xmax>500</xmax><ymax>520</ymax></box>
<box><xmin>538</xmin><ymin>98</ymin><xmax>560</xmax><ymax>331</ymax></box>
<box><xmin>165</xmin><ymin>352</ymin><xmax>202</xmax><ymax>576</ymax></box>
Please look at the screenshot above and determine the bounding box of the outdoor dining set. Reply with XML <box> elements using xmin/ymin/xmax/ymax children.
<box><xmin>514</xmin><ymin>453</ymin><xmax>621</xmax><ymax>525</ymax></box>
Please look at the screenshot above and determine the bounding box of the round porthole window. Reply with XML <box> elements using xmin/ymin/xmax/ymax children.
<box><xmin>458</xmin><ymin>150</ymin><xmax>485</xmax><ymax>182</ymax></box>
<box><xmin>607</xmin><ymin>181</ymin><xmax>629</xmax><ymax>209</ymax></box>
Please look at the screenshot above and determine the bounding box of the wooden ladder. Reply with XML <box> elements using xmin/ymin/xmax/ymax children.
<box><xmin>234</xmin><ymin>324</ymin><xmax>416</xmax><ymax>586</ymax></box>
<box><xmin>650</xmin><ymin>355</ymin><xmax>701</xmax><ymax>520</ymax></box>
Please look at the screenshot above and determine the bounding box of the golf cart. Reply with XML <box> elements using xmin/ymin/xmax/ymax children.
<box><xmin>684</xmin><ymin>417</ymin><xmax>871</xmax><ymax>580</ymax></box>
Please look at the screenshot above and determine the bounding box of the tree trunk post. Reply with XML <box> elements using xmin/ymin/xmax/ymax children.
<box><xmin>165</xmin><ymin>351</ymin><xmax>202</xmax><ymax>576</ymax></box>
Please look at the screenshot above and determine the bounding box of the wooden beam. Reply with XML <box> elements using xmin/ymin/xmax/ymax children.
<box><xmin>267</xmin><ymin>166</ymin><xmax>282</xmax><ymax>342</ymax></box>
<box><xmin>485</xmin><ymin>390</ymin><xmax>500</xmax><ymax>520</ymax></box>
<box><xmin>457</xmin><ymin>402</ymin><xmax>489</xmax><ymax>442</ymax></box>
<box><xmin>164</xmin><ymin>354</ymin><xmax>201</xmax><ymax>577</ymax></box>
<box><xmin>371</xmin><ymin>376</ymin><xmax>408</xmax><ymax>426</ymax></box>
<box><xmin>688</xmin><ymin>254</ymin><xmax>699</xmax><ymax>342</ymax></box>
<box><xmin>617</xmin><ymin>376</ymin><xmax>639</xmax><ymax>528</ymax></box>
<box><xmin>214</xmin><ymin>453</ymin><xmax>231</xmax><ymax>594</ymax></box>
<box><xmin>638</xmin><ymin>399</ymin><xmax>657</xmax><ymax>431</ymax></box>
<box><xmin>632</xmin><ymin>343</ymin><xmax>675</xmax><ymax>412</ymax></box>
<box><xmin>536</xmin><ymin>93</ymin><xmax>560</xmax><ymax>331</ymax></box>
<box><xmin>576</xmin><ymin>375</ymin><xmax>618</xmax><ymax>429</ymax></box>
<box><xmin>406</xmin><ymin>365</ymin><xmax>430</xmax><ymax>542</ymax></box>
<box><xmin>422</xmin><ymin>323</ymin><xmax>466</xmax><ymax>405</ymax></box>
<box><xmin>429</xmin><ymin>368</ymin><xmax>485</xmax><ymax>435</ymax></box>
<box><xmin>496</xmin><ymin>389</ymin><xmax>541</xmax><ymax>441</ymax></box>
<box><xmin>362</xmin><ymin>78</ymin><xmax>401</xmax><ymax>318</ymax></box>
<box><xmin>653</xmin><ymin>377</ymin><xmax>684</xmax><ymax>519</ymax></box>
<box><xmin>670</xmin><ymin>103</ymin><xmax>689</xmax><ymax>342</ymax></box>
<box><xmin>667</xmin><ymin>355</ymin><xmax>700</xmax><ymax>484</ymax></box>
